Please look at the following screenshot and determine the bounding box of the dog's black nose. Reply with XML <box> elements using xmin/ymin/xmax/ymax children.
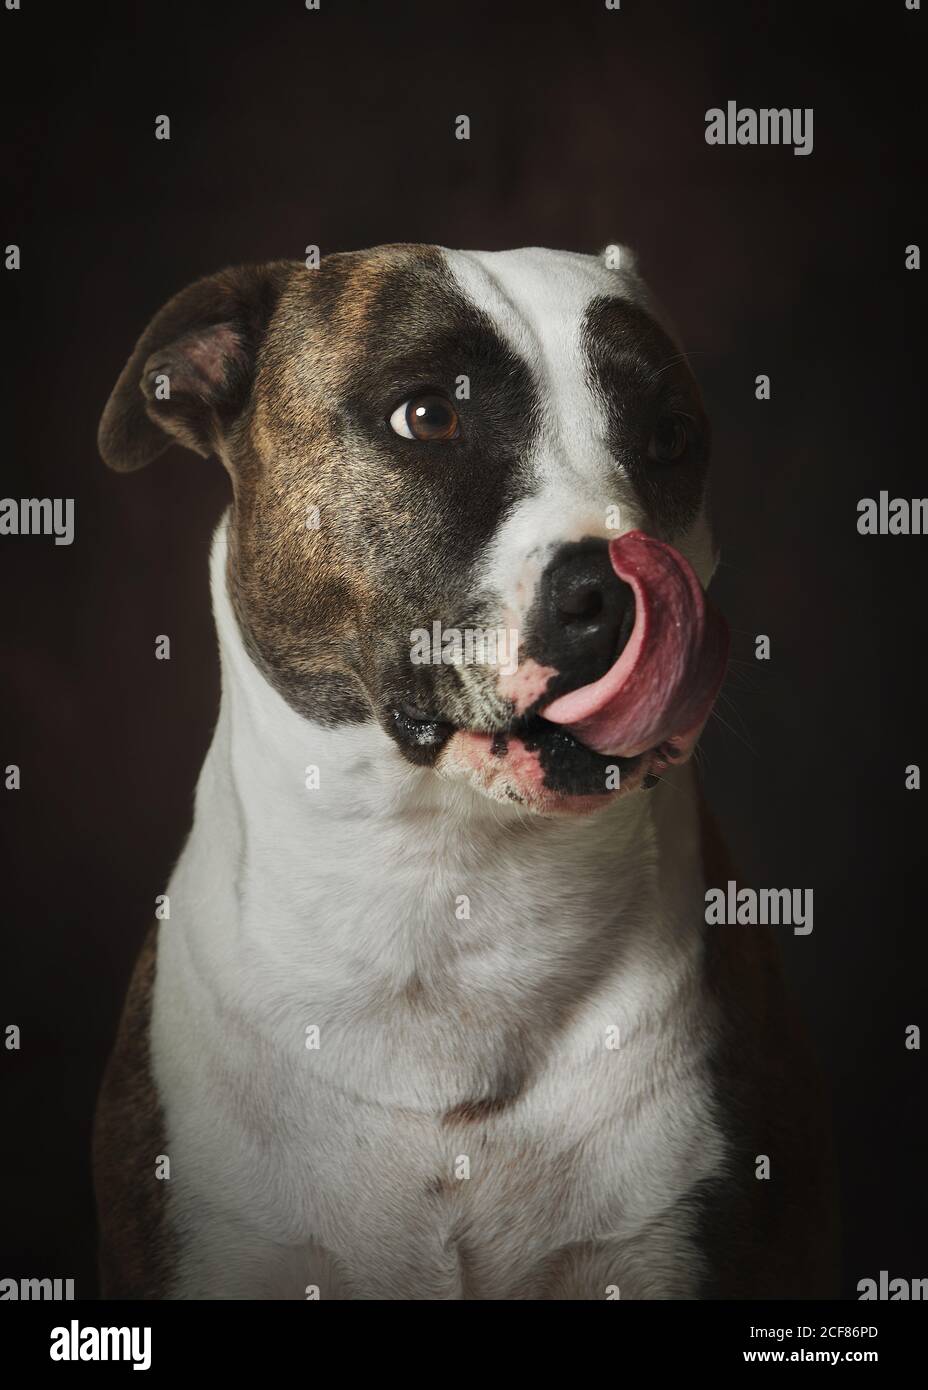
<box><xmin>536</xmin><ymin>540</ymin><xmax>636</xmax><ymax>690</ymax></box>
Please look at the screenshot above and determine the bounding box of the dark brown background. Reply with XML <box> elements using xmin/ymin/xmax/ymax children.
<box><xmin>1</xmin><ymin>0</ymin><xmax>925</xmax><ymax>1300</ymax></box>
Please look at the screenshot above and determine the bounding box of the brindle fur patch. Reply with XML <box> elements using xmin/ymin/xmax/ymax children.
<box><xmin>93</xmin><ymin>923</ymin><xmax>176</xmax><ymax>1299</ymax></box>
<box><xmin>226</xmin><ymin>245</ymin><xmax>543</xmax><ymax>734</ymax></box>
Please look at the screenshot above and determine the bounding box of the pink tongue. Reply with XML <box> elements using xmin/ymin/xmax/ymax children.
<box><xmin>540</xmin><ymin>531</ymin><xmax>729</xmax><ymax>759</ymax></box>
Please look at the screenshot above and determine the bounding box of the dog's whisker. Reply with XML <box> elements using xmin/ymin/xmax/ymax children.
<box><xmin>708</xmin><ymin>705</ymin><xmax>756</xmax><ymax>756</ymax></box>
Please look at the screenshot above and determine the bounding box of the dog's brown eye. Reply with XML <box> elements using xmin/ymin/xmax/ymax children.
<box><xmin>389</xmin><ymin>394</ymin><xmax>460</xmax><ymax>442</ymax></box>
<box><xmin>647</xmin><ymin>413</ymin><xmax>690</xmax><ymax>463</ymax></box>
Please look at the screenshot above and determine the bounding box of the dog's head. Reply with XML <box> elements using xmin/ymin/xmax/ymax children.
<box><xmin>99</xmin><ymin>243</ymin><xmax>726</xmax><ymax>815</ymax></box>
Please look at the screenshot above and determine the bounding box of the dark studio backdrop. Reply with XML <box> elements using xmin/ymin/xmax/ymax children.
<box><xmin>1</xmin><ymin>0</ymin><xmax>925</xmax><ymax>1301</ymax></box>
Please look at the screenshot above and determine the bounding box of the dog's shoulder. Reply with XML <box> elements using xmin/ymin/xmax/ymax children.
<box><xmin>93</xmin><ymin>921</ymin><xmax>177</xmax><ymax>1298</ymax></box>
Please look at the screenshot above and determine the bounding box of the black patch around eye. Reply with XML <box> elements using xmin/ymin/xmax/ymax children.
<box><xmin>336</xmin><ymin>262</ymin><xmax>540</xmax><ymax>455</ymax></box>
<box><xmin>582</xmin><ymin>296</ymin><xmax>710</xmax><ymax>536</ymax></box>
<box><xmin>316</xmin><ymin>255</ymin><xmax>542</xmax><ymax>580</ymax></box>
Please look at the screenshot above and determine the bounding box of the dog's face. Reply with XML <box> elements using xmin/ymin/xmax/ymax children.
<box><xmin>100</xmin><ymin>243</ymin><xmax>723</xmax><ymax>815</ymax></box>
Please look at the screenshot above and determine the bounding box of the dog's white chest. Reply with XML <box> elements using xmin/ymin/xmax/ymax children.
<box><xmin>152</xmin><ymin>808</ymin><xmax>724</xmax><ymax>1300</ymax></box>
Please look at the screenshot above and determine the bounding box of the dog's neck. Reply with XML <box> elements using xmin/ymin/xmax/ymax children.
<box><xmin>192</xmin><ymin>522</ymin><xmax>704</xmax><ymax>1023</ymax></box>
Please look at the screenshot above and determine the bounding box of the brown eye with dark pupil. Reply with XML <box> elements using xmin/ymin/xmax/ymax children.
<box><xmin>647</xmin><ymin>413</ymin><xmax>690</xmax><ymax>463</ymax></box>
<box><xmin>406</xmin><ymin>395</ymin><xmax>459</xmax><ymax>441</ymax></box>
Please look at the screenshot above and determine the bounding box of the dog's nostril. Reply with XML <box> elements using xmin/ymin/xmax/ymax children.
<box><xmin>557</xmin><ymin>585</ymin><xmax>604</xmax><ymax>625</ymax></box>
<box><xmin>538</xmin><ymin>539</ymin><xmax>636</xmax><ymax>690</ymax></box>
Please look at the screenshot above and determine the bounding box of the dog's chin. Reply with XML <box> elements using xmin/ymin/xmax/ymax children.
<box><xmin>388</xmin><ymin>705</ymin><xmax>679</xmax><ymax>817</ymax></box>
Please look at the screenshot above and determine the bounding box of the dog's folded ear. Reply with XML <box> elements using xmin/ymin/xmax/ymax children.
<box><xmin>98</xmin><ymin>261</ymin><xmax>293</xmax><ymax>472</ymax></box>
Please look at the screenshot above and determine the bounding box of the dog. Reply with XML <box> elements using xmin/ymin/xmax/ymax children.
<box><xmin>93</xmin><ymin>243</ymin><xmax>836</xmax><ymax>1299</ymax></box>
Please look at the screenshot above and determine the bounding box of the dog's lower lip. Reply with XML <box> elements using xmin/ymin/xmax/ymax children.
<box><xmin>397</xmin><ymin>705</ymin><xmax>660</xmax><ymax>766</ymax></box>
<box><xmin>497</xmin><ymin>713</ymin><xmax>644</xmax><ymax>798</ymax></box>
<box><xmin>511</xmin><ymin>714</ymin><xmax>610</xmax><ymax>757</ymax></box>
<box><xmin>509</xmin><ymin>712</ymin><xmax>607</xmax><ymax>753</ymax></box>
<box><xmin>389</xmin><ymin>704</ymin><xmax>455</xmax><ymax>752</ymax></box>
